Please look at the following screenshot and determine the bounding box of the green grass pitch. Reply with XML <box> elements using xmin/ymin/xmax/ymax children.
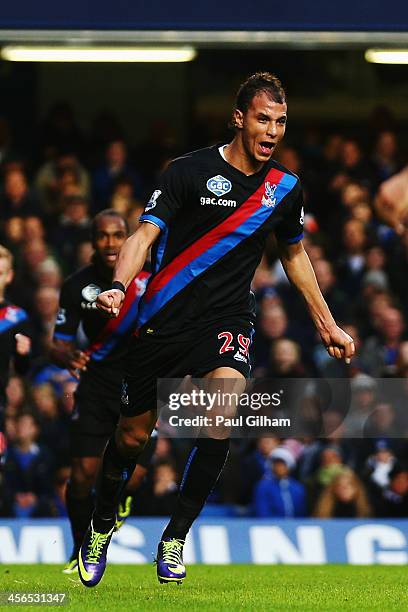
<box><xmin>1</xmin><ymin>565</ymin><xmax>407</xmax><ymax>611</ymax></box>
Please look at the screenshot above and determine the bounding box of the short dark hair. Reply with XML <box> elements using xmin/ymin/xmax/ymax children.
<box><xmin>91</xmin><ymin>209</ymin><xmax>129</xmax><ymax>242</ymax></box>
<box><xmin>235</xmin><ymin>72</ymin><xmax>286</xmax><ymax>113</ymax></box>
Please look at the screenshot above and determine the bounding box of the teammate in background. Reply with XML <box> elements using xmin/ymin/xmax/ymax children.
<box><xmin>50</xmin><ymin>209</ymin><xmax>153</xmax><ymax>573</ymax></box>
<box><xmin>0</xmin><ymin>245</ymin><xmax>31</xmax><ymax>465</ymax></box>
<box><xmin>79</xmin><ymin>72</ymin><xmax>355</xmax><ymax>587</ymax></box>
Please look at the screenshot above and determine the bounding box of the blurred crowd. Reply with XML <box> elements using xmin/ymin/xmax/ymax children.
<box><xmin>0</xmin><ymin>103</ymin><xmax>407</xmax><ymax>520</ymax></box>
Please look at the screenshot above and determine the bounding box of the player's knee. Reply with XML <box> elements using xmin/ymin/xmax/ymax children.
<box><xmin>117</xmin><ymin>427</ymin><xmax>149</xmax><ymax>457</ymax></box>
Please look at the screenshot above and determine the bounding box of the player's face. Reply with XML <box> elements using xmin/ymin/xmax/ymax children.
<box><xmin>0</xmin><ymin>258</ymin><xmax>13</xmax><ymax>296</ymax></box>
<box><xmin>93</xmin><ymin>218</ymin><xmax>128</xmax><ymax>269</ymax></box>
<box><xmin>235</xmin><ymin>92</ymin><xmax>287</xmax><ymax>166</ymax></box>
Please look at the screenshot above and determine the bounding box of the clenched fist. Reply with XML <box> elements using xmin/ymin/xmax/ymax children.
<box><xmin>319</xmin><ymin>325</ymin><xmax>355</xmax><ymax>364</ymax></box>
<box><xmin>96</xmin><ymin>288</ymin><xmax>125</xmax><ymax>317</ymax></box>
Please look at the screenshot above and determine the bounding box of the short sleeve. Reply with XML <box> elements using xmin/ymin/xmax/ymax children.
<box><xmin>139</xmin><ymin>159</ymin><xmax>190</xmax><ymax>232</ymax></box>
<box><xmin>274</xmin><ymin>181</ymin><xmax>305</xmax><ymax>245</ymax></box>
<box><xmin>53</xmin><ymin>280</ymin><xmax>80</xmax><ymax>342</ymax></box>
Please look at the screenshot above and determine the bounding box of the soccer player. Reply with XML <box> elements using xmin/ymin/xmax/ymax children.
<box><xmin>0</xmin><ymin>245</ymin><xmax>31</xmax><ymax>465</ymax></box>
<box><xmin>78</xmin><ymin>72</ymin><xmax>355</xmax><ymax>587</ymax></box>
<box><xmin>50</xmin><ymin>209</ymin><xmax>153</xmax><ymax>573</ymax></box>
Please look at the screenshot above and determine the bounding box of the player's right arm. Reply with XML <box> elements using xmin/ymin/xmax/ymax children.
<box><xmin>50</xmin><ymin>338</ymin><xmax>89</xmax><ymax>379</ymax></box>
<box><xmin>96</xmin><ymin>222</ymin><xmax>160</xmax><ymax>316</ymax></box>
<box><xmin>97</xmin><ymin>160</ymin><xmax>187</xmax><ymax>316</ymax></box>
<box><xmin>50</xmin><ymin>278</ymin><xmax>89</xmax><ymax>379</ymax></box>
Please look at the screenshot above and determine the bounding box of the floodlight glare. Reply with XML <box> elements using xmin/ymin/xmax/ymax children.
<box><xmin>0</xmin><ymin>46</ymin><xmax>197</xmax><ymax>63</ymax></box>
<box><xmin>365</xmin><ymin>49</ymin><xmax>408</xmax><ymax>64</ymax></box>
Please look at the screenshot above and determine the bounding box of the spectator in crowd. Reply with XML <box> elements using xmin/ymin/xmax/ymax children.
<box><xmin>12</xmin><ymin>239</ymin><xmax>53</xmax><ymax>311</ymax></box>
<box><xmin>299</xmin><ymin>410</ymin><xmax>359</xmax><ymax>486</ymax></box>
<box><xmin>253</xmin><ymin>447</ymin><xmax>306</xmax><ymax>518</ymax></box>
<box><xmin>350</xmin><ymin>200</ymin><xmax>373</xmax><ymax>227</ymax></box>
<box><xmin>276</xmin><ymin>145</ymin><xmax>301</xmax><ymax>175</ymax></box>
<box><xmin>360</xmin><ymin>270</ymin><xmax>389</xmax><ymax>304</ymax></box>
<box><xmin>35</xmin><ymin>259</ymin><xmax>62</xmax><ymax>290</ymax></box>
<box><xmin>334</xmin><ymin>139</ymin><xmax>375</xmax><ymax>192</ymax></box>
<box><xmin>363</xmin><ymin>401</ymin><xmax>400</xmax><ymax>439</ymax></box>
<box><xmin>313</xmin><ymin>468</ymin><xmax>372</xmax><ymax>518</ymax></box>
<box><xmin>92</xmin><ymin>139</ymin><xmax>142</xmax><ymax>211</ymax></box>
<box><xmin>358</xmin><ymin>288</ymin><xmax>394</xmax><ymax>340</ymax></box>
<box><xmin>76</xmin><ymin>241</ymin><xmax>93</xmax><ymax>269</ymax></box>
<box><xmin>344</xmin><ymin>374</ymin><xmax>377</xmax><ymax>437</ymax></box>
<box><xmin>31</xmin><ymin>363</ymin><xmax>77</xmax><ymax>400</ymax></box>
<box><xmin>88</xmin><ymin>111</ymin><xmax>124</xmax><ymax>165</ymax></box>
<box><xmin>137</xmin><ymin>460</ymin><xmax>178</xmax><ymax>517</ymax></box>
<box><xmin>306</xmin><ymin>445</ymin><xmax>346</xmax><ymax>504</ymax></box>
<box><xmin>6</xmin><ymin>376</ymin><xmax>28</xmax><ymax>416</ymax></box>
<box><xmin>110</xmin><ymin>175</ymin><xmax>144</xmax><ymax>219</ymax></box>
<box><xmin>365</xmin><ymin>245</ymin><xmax>387</xmax><ymax>274</ymax></box>
<box><xmin>4</xmin><ymin>412</ymin><xmax>18</xmax><ymax>448</ymax></box>
<box><xmin>371</xmin><ymin>131</ymin><xmax>400</xmax><ymax>184</ymax></box>
<box><xmin>35</xmin><ymin>150</ymin><xmax>90</xmax><ymax>217</ymax></box>
<box><xmin>240</xmin><ymin>436</ymin><xmax>281</xmax><ymax>504</ymax></box>
<box><xmin>23</xmin><ymin>216</ymin><xmax>46</xmax><ymax>243</ymax></box>
<box><xmin>32</xmin><ymin>286</ymin><xmax>59</xmax><ymax>350</ymax></box>
<box><xmin>322</xmin><ymin>180</ymin><xmax>370</xmax><ymax>240</ymax></box>
<box><xmin>360</xmin><ymin>307</ymin><xmax>405</xmax><ymax>376</ymax></box>
<box><xmin>370</xmin><ymin>463</ymin><xmax>408</xmax><ymax>518</ymax></box>
<box><xmin>33</xmin><ymin>463</ymin><xmax>70</xmax><ymax>518</ymax></box>
<box><xmin>336</xmin><ymin>219</ymin><xmax>367</xmax><ymax>298</ymax></box>
<box><xmin>4</xmin><ymin>413</ymin><xmax>54</xmax><ymax>517</ymax></box>
<box><xmin>38</xmin><ymin>103</ymin><xmax>84</xmax><ymax>161</ymax></box>
<box><xmin>340</xmin><ymin>182</ymin><xmax>370</xmax><ymax>212</ymax></box>
<box><xmin>31</xmin><ymin>383</ymin><xmax>70</xmax><ymax>459</ymax></box>
<box><xmin>1</xmin><ymin>216</ymin><xmax>25</xmax><ymax>257</ymax></box>
<box><xmin>51</xmin><ymin>195</ymin><xmax>91</xmax><ymax>273</ymax></box>
<box><xmin>253</xmin><ymin>304</ymin><xmax>305</xmax><ymax>374</ymax></box>
<box><xmin>363</xmin><ymin>440</ymin><xmax>396</xmax><ymax>490</ymax></box>
<box><xmin>269</xmin><ymin>338</ymin><xmax>305</xmax><ymax>377</ymax></box>
<box><xmin>313</xmin><ymin>258</ymin><xmax>350</xmax><ymax>322</ymax></box>
<box><xmin>251</xmin><ymin>257</ymin><xmax>277</xmax><ymax>296</ymax></box>
<box><xmin>0</xmin><ymin>169</ymin><xmax>41</xmax><ymax>221</ymax></box>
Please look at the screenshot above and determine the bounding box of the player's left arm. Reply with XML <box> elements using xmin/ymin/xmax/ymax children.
<box><xmin>277</xmin><ymin>240</ymin><xmax>355</xmax><ymax>363</ymax></box>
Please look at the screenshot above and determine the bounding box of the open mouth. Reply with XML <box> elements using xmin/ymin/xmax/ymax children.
<box><xmin>259</xmin><ymin>142</ymin><xmax>274</xmax><ymax>155</ymax></box>
<box><xmin>105</xmin><ymin>253</ymin><xmax>117</xmax><ymax>261</ymax></box>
